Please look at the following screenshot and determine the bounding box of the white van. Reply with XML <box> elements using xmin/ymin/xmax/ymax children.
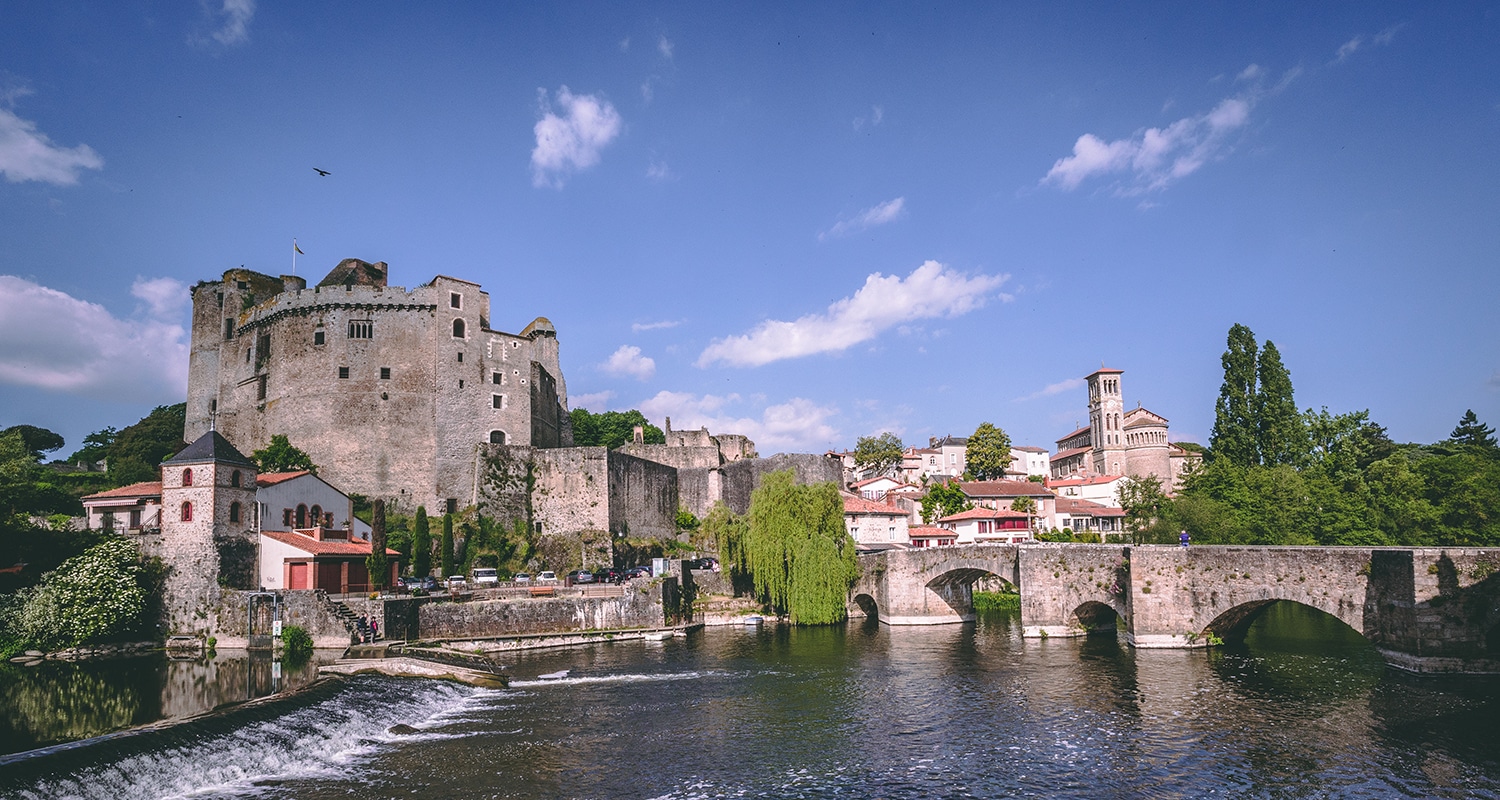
<box><xmin>472</xmin><ymin>568</ymin><xmax>499</xmax><ymax>587</ymax></box>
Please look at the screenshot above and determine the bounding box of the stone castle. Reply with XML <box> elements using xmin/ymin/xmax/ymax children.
<box><xmin>185</xmin><ymin>259</ymin><xmax>570</xmax><ymax>513</ymax></box>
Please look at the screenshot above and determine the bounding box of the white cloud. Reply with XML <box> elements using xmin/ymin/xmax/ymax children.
<box><xmin>0</xmin><ymin>275</ymin><xmax>187</xmax><ymax>403</ymax></box>
<box><xmin>631</xmin><ymin>319</ymin><xmax>682</xmax><ymax>332</ymax></box>
<box><xmin>131</xmin><ymin>276</ymin><xmax>188</xmax><ymax>318</ymax></box>
<box><xmin>853</xmin><ymin>105</ymin><xmax>884</xmax><ymax>131</ymax></box>
<box><xmin>530</xmin><ymin>87</ymin><xmax>622</xmax><ymax>188</ymax></box>
<box><xmin>0</xmin><ymin>106</ymin><xmax>104</xmax><ymax>185</ymax></box>
<box><xmin>1237</xmin><ymin>64</ymin><xmax>1263</xmax><ymax>82</ymax></box>
<box><xmin>1015</xmin><ymin>377</ymin><xmax>1085</xmax><ymax>402</ymax></box>
<box><xmin>658</xmin><ymin>35</ymin><xmax>674</xmax><ymax>59</ymax></box>
<box><xmin>638</xmin><ymin>391</ymin><xmax>840</xmax><ymax>452</ymax></box>
<box><xmin>1335</xmin><ymin>36</ymin><xmax>1363</xmax><ymax>62</ymax></box>
<box><xmin>195</xmin><ymin>0</ymin><xmax>255</xmax><ymax>47</ymax></box>
<box><xmin>1041</xmin><ymin>95</ymin><xmax>1253</xmax><ymax>194</ymax></box>
<box><xmin>820</xmin><ymin>197</ymin><xmax>906</xmax><ymax>240</ymax></box>
<box><xmin>602</xmin><ymin>345</ymin><xmax>656</xmax><ymax>380</ymax></box>
<box><xmin>646</xmin><ymin>158</ymin><xmax>673</xmax><ymax>181</ymax></box>
<box><xmin>697</xmin><ymin>260</ymin><xmax>1008</xmax><ymax>368</ymax></box>
<box><xmin>571</xmin><ymin>390</ymin><xmax>614</xmax><ymax>412</ymax></box>
<box><xmin>1335</xmin><ymin>24</ymin><xmax>1402</xmax><ymax>63</ymax></box>
<box><xmin>619</xmin><ymin>37</ymin><xmax>631</xmax><ymax>52</ymax></box>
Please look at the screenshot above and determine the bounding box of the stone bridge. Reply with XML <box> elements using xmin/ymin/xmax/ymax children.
<box><xmin>849</xmin><ymin>544</ymin><xmax>1500</xmax><ymax>674</ymax></box>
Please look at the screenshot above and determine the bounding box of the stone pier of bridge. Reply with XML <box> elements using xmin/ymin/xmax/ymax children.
<box><xmin>849</xmin><ymin>543</ymin><xmax>1500</xmax><ymax>674</ymax></box>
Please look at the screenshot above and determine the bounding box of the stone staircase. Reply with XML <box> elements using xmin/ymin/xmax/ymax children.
<box><xmin>317</xmin><ymin>591</ymin><xmax>363</xmax><ymax>642</ymax></box>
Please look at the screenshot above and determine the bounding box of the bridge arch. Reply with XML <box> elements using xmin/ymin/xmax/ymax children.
<box><xmin>1201</xmin><ymin>598</ymin><xmax>1365</xmax><ymax>644</ymax></box>
<box><xmin>1072</xmin><ymin>600</ymin><xmax>1121</xmax><ymax>637</ymax></box>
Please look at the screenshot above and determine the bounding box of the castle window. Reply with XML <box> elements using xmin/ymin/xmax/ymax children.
<box><xmin>348</xmin><ymin>320</ymin><xmax>373</xmax><ymax>339</ymax></box>
<box><xmin>224</xmin><ymin>319</ymin><xmax>234</xmax><ymax>340</ymax></box>
<box><xmin>295</xmin><ymin>504</ymin><xmax>308</xmax><ymax>528</ymax></box>
<box><xmin>229</xmin><ymin>502</ymin><xmax>241</xmax><ymax>523</ymax></box>
<box><xmin>180</xmin><ymin>502</ymin><xmax>192</xmax><ymax>522</ymax></box>
<box><xmin>457</xmin><ymin>352</ymin><xmax>463</xmax><ymax>363</ymax></box>
<box><xmin>210</xmin><ymin>399</ymin><xmax>217</xmax><ymax>414</ymax></box>
<box><xmin>490</xmin><ymin>430</ymin><xmax>506</xmax><ymax>444</ymax></box>
<box><xmin>257</xmin><ymin>375</ymin><xmax>267</xmax><ymax>401</ymax></box>
<box><xmin>450</xmin><ymin>292</ymin><xmax>462</xmax><ymax>309</ymax></box>
<box><xmin>446</xmin><ymin>498</ymin><xmax>457</xmax><ymax>515</ymax></box>
<box><xmin>492</xmin><ymin>372</ymin><xmax>502</xmax><ymax>385</ymax></box>
<box><xmin>237</xmin><ymin>280</ymin><xmax>247</xmax><ymax>290</ymax></box>
<box><xmin>458</xmin><ymin>380</ymin><xmax>464</xmax><ymax>389</ymax></box>
<box><xmin>182</xmin><ymin>468</ymin><xmax>193</xmax><ymax>486</ymax></box>
<box><xmin>339</xmin><ymin>367</ymin><xmax>349</xmax><ymax>379</ymax></box>
<box><xmin>230</xmin><ymin>470</ymin><xmax>241</xmax><ymax>488</ymax></box>
<box><xmin>314</xmin><ymin>330</ymin><xmax>325</xmax><ymax>346</ymax></box>
<box><xmin>381</xmin><ymin>367</ymin><xmax>391</xmax><ymax>380</ymax></box>
<box><xmin>452</xmin><ymin>319</ymin><xmax>466</xmax><ymax>338</ymax></box>
<box><xmin>492</xmin><ymin>394</ymin><xmax>505</xmax><ymax>409</ymax></box>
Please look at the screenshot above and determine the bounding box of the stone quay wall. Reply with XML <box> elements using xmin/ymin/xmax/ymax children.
<box><xmin>391</xmin><ymin>581</ymin><xmax>676</xmax><ymax>640</ymax></box>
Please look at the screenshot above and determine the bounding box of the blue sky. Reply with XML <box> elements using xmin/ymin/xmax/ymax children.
<box><xmin>1</xmin><ymin>2</ymin><xmax>1497</xmax><ymax>458</ymax></box>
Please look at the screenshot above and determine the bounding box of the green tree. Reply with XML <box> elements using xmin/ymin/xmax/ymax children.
<box><xmin>366</xmin><ymin>499</ymin><xmax>389</xmax><ymax>590</ymax></box>
<box><xmin>67</xmin><ymin>427</ymin><xmax>116</xmax><ymax>465</ymax></box>
<box><xmin>569</xmin><ymin>409</ymin><xmax>666</xmax><ymax>449</ymax></box>
<box><xmin>1211</xmin><ymin>323</ymin><xmax>1260</xmax><ymax>466</ymax></box>
<box><xmin>1254</xmin><ymin>340</ymin><xmax>1306</xmax><ymax>466</ymax></box>
<box><xmin>411</xmin><ymin>506</ymin><xmax>432</xmax><ymax>577</ymax></box>
<box><xmin>440</xmin><ymin>513</ymin><xmax>455</xmax><ymax>577</ymax></box>
<box><xmin>741</xmin><ymin>471</ymin><xmax>858</xmax><ymax>624</ymax></box>
<box><xmin>1</xmin><ymin>426</ymin><xmax>65</xmax><ymax>461</ymax></box>
<box><xmin>920</xmin><ymin>480</ymin><xmax>972</xmax><ymax>523</ymax></box>
<box><xmin>13</xmin><ymin>538</ymin><xmax>145</xmax><ymax>652</ymax></box>
<box><xmin>965</xmin><ymin>422</ymin><xmax>1012</xmax><ymax>481</ymax></box>
<box><xmin>853</xmin><ymin>432</ymin><xmax>904</xmax><ymax>478</ymax></box>
<box><xmin>1449</xmin><ymin>409</ymin><xmax>1498</xmax><ymax>451</ymax></box>
<box><xmin>105</xmin><ymin>403</ymin><xmax>187</xmax><ymax>485</ymax></box>
<box><xmin>251</xmin><ymin>434</ymin><xmax>317</xmax><ymax>474</ymax></box>
<box><xmin>1118</xmin><ymin>474</ymin><xmax>1171</xmax><ymax>544</ymax></box>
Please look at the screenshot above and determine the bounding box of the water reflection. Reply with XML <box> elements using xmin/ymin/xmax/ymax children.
<box><xmin>0</xmin><ymin>649</ymin><xmax>340</xmax><ymax>757</ymax></box>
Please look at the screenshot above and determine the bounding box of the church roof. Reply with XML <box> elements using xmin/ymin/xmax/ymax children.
<box><xmin>163</xmin><ymin>431</ymin><xmax>256</xmax><ymax>467</ymax></box>
<box><xmin>1056</xmin><ymin>426</ymin><xmax>1091</xmax><ymax>445</ymax></box>
<box><xmin>1087</xmin><ymin>367</ymin><xmax>1124</xmax><ymax>377</ymax></box>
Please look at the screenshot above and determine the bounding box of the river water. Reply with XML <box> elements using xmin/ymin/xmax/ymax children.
<box><xmin>2</xmin><ymin>602</ymin><xmax>1498</xmax><ymax>799</ymax></box>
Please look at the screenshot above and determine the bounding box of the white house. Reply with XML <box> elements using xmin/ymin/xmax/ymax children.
<box><xmin>81</xmin><ymin>481</ymin><xmax>162</xmax><ymax>533</ymax></box>
<box><xmin>1047</xmin><ymin>474</ymin><xmax>1125</xmax><ymax>507</ymax></box>
<box><xmin>1054</xmin><ymin>497</ymin><xmax>1126</xmax><ymax>538</ymax></box>
<box><xmin>258</xmin><ymin>527</ymin><xmax>399</xmax><ymax>592</ymax></box>
<box><xmin>959</xmin><ymin>480</ymin><xmax>1059</xmax><ymax>531</ymax></box>
<box><xmin>851</xmin><ymin>475</ymin><xmax>915</xmax><ymax>499</ymax></box>
<box><xmin>257</xmin><ymin>471</ymin><xmax>371</xmax><ymax>539</ymax></box>
<box><xmin>843</xmin><ymin>493</ymin><xmax>910</xmax><ymax>551</ymax></box>
<box><xmin>1008</xmin><ymin>446</ymin><xmax>1051</xmax><ymax>481</ymax></box>
<box><xmin>937</xmin><ymin>507</ymin><xmax>1032</xmax><ymax>544</ymax></box>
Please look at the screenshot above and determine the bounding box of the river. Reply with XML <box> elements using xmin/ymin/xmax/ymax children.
<box><xmin>2</xmin><ymin>602</ymin><xmax>1498</xmax><ymax>799</ymax></box>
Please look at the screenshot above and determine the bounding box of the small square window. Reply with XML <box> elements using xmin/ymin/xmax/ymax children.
<box><xmin>492</xmin><ymin>394</ymin><xmax>504</xmax><ymax>409</ymax></box>
<box><xmin>457</xmin><ymin>352</ymin><xmax>463</xmax><ymax>363</ymax></box>
<box><xmin>446</xmin><ymin>498</ymin><xmax>457</xmax><ymax>515</ymax></box>
<box><xmin>459</xmin><ymin>379</ymin><xmax>464</xmax><ymax>389</ymax></box>
<box><xmin>492</xmin><ymin>372</ymin><xmax>502</xmax><ymax>385</ymax></box>
<box><xmin>338</xmin><ymin>367</ymin><xmax>349</xmax><ymax>379</ymax></box>
<box><xmin>314</xmin><ymin>330</ymin><xmax>325</xmax><ymax>346</ymax></box>
<box><xmin>450</xmin><ymin>292</ymin><xmax>461</xmax><ymax>309</ymax></box>
<box><xmin>380</xmin><ymin>367</ymin><xmax>390</xmax><ymax>380</ymax></box>
<box><xmin>224</xmin><ymin>319</ymin><xmax>234</xmax><ymax>340</ymax></box>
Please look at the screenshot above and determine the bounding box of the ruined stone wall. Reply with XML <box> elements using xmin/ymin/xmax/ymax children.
<box><xmin>607</xmin><ymin>452</ymin><xmax>678</xmax><ymax>539</ymax></box>
<box><xmin>718</xmin><ymin>453</ymin><xmax>845</xmax><ymax>515</ymax></box>
<box><xmin>615</xmin><ymin>444</ymin><xmax>721</xmax><ymax>470</ymax></box>
<box><xmin>676</xmin><ymin>467</ymin><xmax>721</xmax><ymax>518</ymax></box>
<box><xmin>530</xmin><ymin>447</ymin><xmax>611</xmax><ymax>535</ymax></box>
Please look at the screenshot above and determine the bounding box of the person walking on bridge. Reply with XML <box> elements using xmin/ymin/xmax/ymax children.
<box><xmin>1179</xmin><ymin>530</ymin><xmax>1190</xmax><ymax>548</ymax></box>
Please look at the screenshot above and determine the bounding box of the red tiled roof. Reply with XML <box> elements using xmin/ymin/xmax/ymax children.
<box><xmin>939</xmin><ymin>507</ymin><xmax>1030</xmax><ymax>522</ymax></box>
<box><xmin>908</xmin><ymin>526</ymin><xmax>953</xmax><ymax>539</ymax></box>
<box><xmin>1057</xmin><ymin>497</ymin><xmax>1126</xmax><ymax>517</ymax></box>
<box><xmin>82</xmin><ymin>481</ymin><xmax>162</xmax><ymax>501</ymax></box>
<box><xmin>1087</xmin><ymin>367</ymin><xmax>1124</xmax><ymax>376</ymax></box>
<box><xmin>1052</xmin><ymin>446</ymin><xmax>1091</xmax><ymax>460</ymax></box>
<box><xmin>257</xmin><ymin>470</ymin><xmax>312</xmax><ymax>487</ymax></box>
<box><xmin>843</xmin><ymin>495</ymin><xmax>909</xmax><ymax>516</ymax></box>
<box><xmin>1056</xmin><ymin>426</ymin><xmax>1091</xmax><ymax>445</ymax></box>
<box><xmin>852</xmin><ymin>476</ymin><xmax>905</xmax><ymax>489</ymax></box>
<box><xmin>960</xmin><ymin>480</ymin><xmax>1056</xmax><ymax>498</ymax></box>
<box><xmin>1012</xmin><ymin>445</ymin><xmax>1048</xmax><ymax>453</ymax></box>
<box><xmin>1048</xmin><ymin>474</ymin><xmax>1124</xmax><ymax>487</ymax></box>
<box><xmin>260</xmin><ymin>529</ymin><xmax>400</xmax><ymax>557</ymax></box>
<box><xmin>1123</xmin><ymin>417</ymin><xmax>1166</xmax><ymax>430</ymax></box>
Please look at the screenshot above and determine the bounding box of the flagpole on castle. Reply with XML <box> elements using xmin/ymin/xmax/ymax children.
<box><xmin>293</xmin><ymin>238</ymin><xmax>304</xmax><ymax>275</ymax></box>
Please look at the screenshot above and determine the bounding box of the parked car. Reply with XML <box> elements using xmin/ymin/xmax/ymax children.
<box><xmin>625</xmin><ymin>566</ymin><xmax>652</xmax><ymax>580</ymax></box>
<box><xmin>689</xmin><ymin>557</ymin><xmax>720</xmax><ymax>572</ymax></box>
<box><xmin>537</xmin><ymin>570</ymin><xmax>558</xmax><ymax>582</ymax></box>
<box><xmin>446</xmin><ymin>575</ymin><xmax>468</xmax><ymax>591</ymax></box>
<box><xmin>512</xmin><ymin>572</ymin><xmax>532</xmax><ymax>584</ymax></box>
<box><xmin>593</xmin><ymin>567</ymin><xmax>625</xmax><ymax>584</ymax></box>
<box><xmin>417</xmin><ymin>576</ymin><xmax>441</xmax><ymax>592</ymax></box>
<box><xmin>566</xmin><ymin>569</ymin><xmax>595</xmax><ymax>584</ymax></box>
<box><xmin>472</xmin><ymin>568</ymin><xmax>499</xmax><ymax>587</ymax></box>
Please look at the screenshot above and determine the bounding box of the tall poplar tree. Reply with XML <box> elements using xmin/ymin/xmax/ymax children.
<box><xmin>411</xmin><ymin>506</ymin><xmax>432</xmax><ymax>578</ymax></box>
<box><xmin>366</xmin><ymin>499</ymin><xmax>388</xmax><ymax>590</ymax></box>
<box><xmin>965</xmin><ymin>422</ymin><xmax>1013</xmax><ymax>480</ymax></box>
<box><xmin>440</xmin><ymin>513</ymin><xmax>455</xmax><ymax>577</ymax></box>
<box><xmin>1211</xmin><ymin>323</ymin><xmax>1260</xmax><ymax>466</ymax></box>
<box><xmin>1254</xmin><ymin>340</ymin><xmax>1305</xmax><ymax>466</ymax></box>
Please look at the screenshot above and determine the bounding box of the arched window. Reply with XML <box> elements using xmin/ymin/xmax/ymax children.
<box><xmin>295</xmin><ymin>504</ymin><xmax>308</xmax><ymax>528</ymax></box>
<box><xmin>452</xmin><ymin>319</ymin><xmax>465</xmax><ymax>338</ymax></box>
<box><xmin>229</xmin><ymin>501</ymin><xmax>241</xmax><ymax>523</ymax></box>
<box><xmin>182</xmin><ymin>468</ymin><xmax>194</xmax><ymax>486</ymax></box>
<box><xmin>489</xmin><ymin>430</ymin><xmax>506</xmax><ymax>444</ymax></box>
<box><xmin>180</xmin><ymin>502</ymin><xmax>193</xmax><ymax>522</ymax></box>
<box><xmin>310</xmin><ymin>505</ymin><xmax>322</xmax><ymax>527</ymax></box>
<box><xmin>230</xmin><ymin>470</ymin><xmax>241</xmax><ymax>488</ymax></box>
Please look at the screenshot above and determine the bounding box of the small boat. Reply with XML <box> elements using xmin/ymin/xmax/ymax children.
<box><xmin>537</xmin><ymin>669</ymin><xmax>570</xmax><ymax>680</ymax></box>
<box><xmin>642</xmin><ymin>631</ymin><xmax>671</xmax><ymax>641</ymax></box>
<box><xmin>741</xmin><ymin>615</ymin><xmax>764</xmax><ymax>626</ymax></box>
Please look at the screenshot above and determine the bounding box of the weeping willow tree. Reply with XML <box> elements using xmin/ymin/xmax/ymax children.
<box><xmin>741</xmin><ymin>470</ymin><xmax>859</xmax><ymax>625</ymax></box>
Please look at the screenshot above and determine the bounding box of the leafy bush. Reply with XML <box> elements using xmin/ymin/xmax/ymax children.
<box><xmin>973</xmin><ymin>590</ymin><xmax>1020</xmax><ymax>611</ymax></box>
<box><xmin>281</xmin><ymin>625</ymin><xmax>313</xmax><ymax>659</ymax></box>
<box><xmin>13</xmin><ymin>538</ymin><xmax>145</xmax><ymax>651</ymax></box>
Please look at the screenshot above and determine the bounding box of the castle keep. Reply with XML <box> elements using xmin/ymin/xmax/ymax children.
<box><xmin>186</xmin><ymin>259</ymin><xmax>570</xmax><ymax>512</ymax></box>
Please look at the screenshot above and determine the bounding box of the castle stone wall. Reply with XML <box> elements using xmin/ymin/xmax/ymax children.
<box><xmin>718</xmin><ymin>453</ymin><xmax>845</xmax><ymax>515</ymax></box>
<box><xmin>607</xmin><ymin>452</ymin><xmax>678</xmax><ymax>539</ymax></box>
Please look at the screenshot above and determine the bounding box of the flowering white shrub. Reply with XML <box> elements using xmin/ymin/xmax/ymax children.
<box><xmin>15</xmin><ymin>538</ymin><xmax>146</xmax><ymax>650</ymax></box>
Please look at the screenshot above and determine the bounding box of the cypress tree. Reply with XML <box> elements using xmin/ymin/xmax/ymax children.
<box><xmin>412</xmin><ymin>506</ymin><xmax>431</xmax><ymax>578</ymax></box>
<box><xmin>1211</xmin><ymin>323</ymin><xmax>1260</xmax><ymax>466</ymax></box>
<box><xmin>440</xmin><ymin>513</ymin><xmax>455</xmax><ymax>577</ymax></box>
<box><xmin>366</xmin><ymin>499</ymin><xmax>388</xmax><ymax>590</ymax></box>
<box><xmin>1254</xmin><ymin>340</ymin><xmax>1306</xmax><ymax>466</ymax></box>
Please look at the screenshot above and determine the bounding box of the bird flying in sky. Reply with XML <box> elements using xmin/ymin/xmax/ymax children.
<box><xmin>313</xmin><ymin>168</ymin><xmax>330</xmax><ymax>176</ymax></box>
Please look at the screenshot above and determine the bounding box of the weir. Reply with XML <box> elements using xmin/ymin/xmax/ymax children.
<box><xmin>851</xmin><ymin>543</ymin><xmax>1500</xmax><ymax>674</ymax></box>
